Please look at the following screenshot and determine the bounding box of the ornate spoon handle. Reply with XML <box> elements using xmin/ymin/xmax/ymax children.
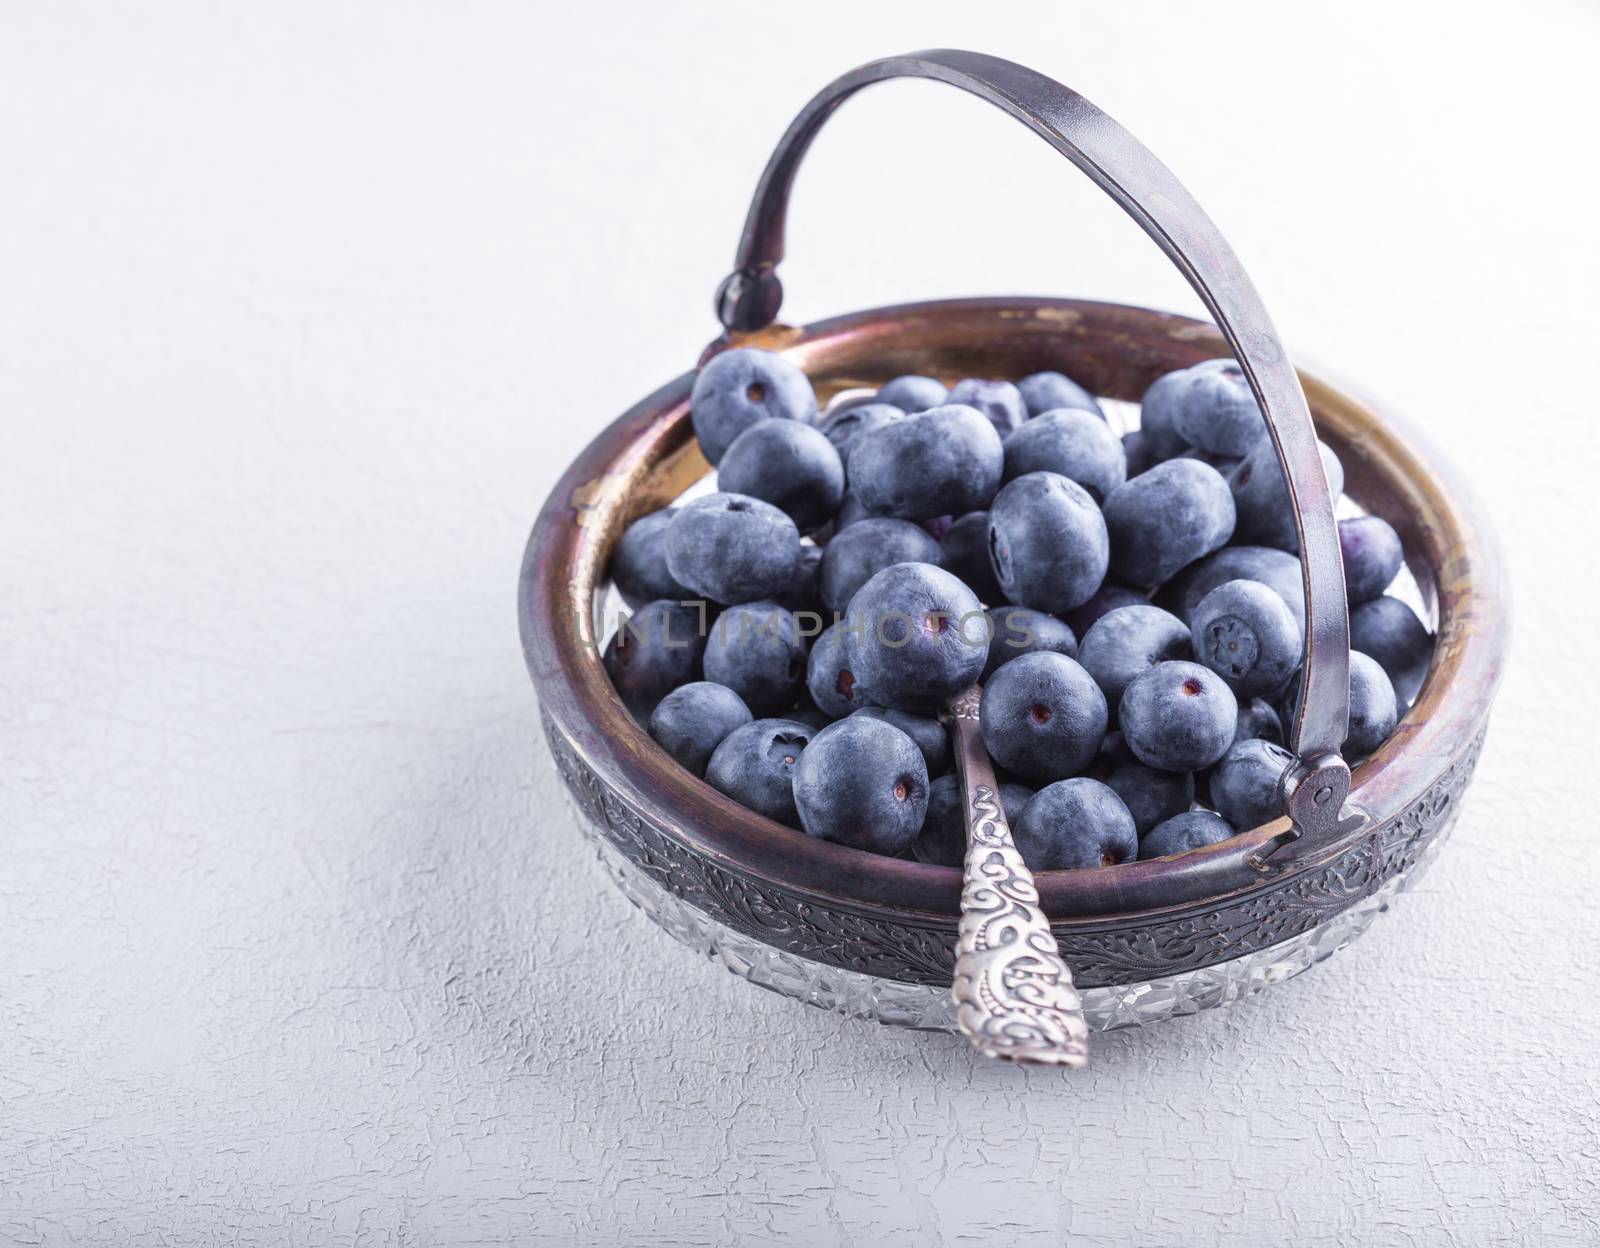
<box><xmin>944</xmin><ymin>687</ymin><xmax>1089</xmax><ymax>1067</ymax></box>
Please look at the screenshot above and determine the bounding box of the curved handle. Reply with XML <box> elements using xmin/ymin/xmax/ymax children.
<box><xmin>715</xmin><ymin>49</ymin><xmax>1356</xmax><ymax>846</ymax></box>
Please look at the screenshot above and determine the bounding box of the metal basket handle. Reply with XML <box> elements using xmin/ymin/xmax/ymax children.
<box><xmin>714</xmin><ymin>49</ymin><xmax>1358</xmax><ymax>851</ymax></box>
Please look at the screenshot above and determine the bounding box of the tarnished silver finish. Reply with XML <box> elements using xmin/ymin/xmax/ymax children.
<box><xmin>944</xmin><ymin>688</ymin><xmax>1089</xmax><ymax>1067</ymax></box>
<box><xmin>715</xmin><ymin>49</ymin><xmax>1355</xmax><ymax>841</ymax></box>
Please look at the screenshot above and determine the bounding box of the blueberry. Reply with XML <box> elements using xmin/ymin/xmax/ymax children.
<box><xmin>1191</xmin><ymin>578</ymin><xmax>1303</xmax><ymax>698</ymax></box>
<box><xmin>1350</xmin><ymin>595</ymin><xmax>1433</xmax><ymax>705</ymax></box>
<box><xmin>939</xmin><ymin>511</ymin><xmax>1005</xmax><ymax>604</ymax></box>
<box><xmin>602</xmin><ymin>599</ymin><xmax>708</xmax><ymax>720</ymax></box>
<box><xmin>1122</xmin><ymin>430</ymin><xmax>1157</xmax><ymax>478</ymax></box>
<box><xmin>818</xmin><ymin>516</ymin><xmax>942</xmax><ymax>615</ymax></box>
<box><xmin>666</xmin><ymin>492</ymin><xmax>801</xmax><ymax>605</ymax></box>
<box><xmin>1140</xmin><ymin>810</ymin><xmax>1233</xmax><ymax>860</ymax></box>
<box><xmin>1077</xmin><ymin>604</ymin><xmax>1193</xmax><ymax>715</ymax></box>
<box><xmin>785</xmin><ymin>705</ymin><xmax>834</xmax><ymax>732</ymax></box>
<box><xmin>831</xmin><ymin>491</ymin><xmax>872</xmax><ymax>533</ymax></box>
<box><xmin>705</xmin><ymin>717</ymin><xmax>813</xmax><ymax>826</ymax></box>
<box><xmin>1159</xmin><ymin>544</ymin><xmax>1306</xmax><ymax>634</ymax></box>
<box><xmin>982</xmin><ymin>606</ymin><xmax>1078</xmax><ymax>681</ymax></box>
<box><xmin>648</xmin><ymin>681</ymin><xmax>753</xmax><ymax>776</ymax></box>
<box><xmin>690</xmin><ymin>347</ymin><xmax>817</xmax><ymax>465</ymax></box>
<box><xmin>718</xmin><ymin>419</ymin><xmax>845</xmax><ymax>531</ymax></box>
<box><xmin>848</xmin><ymin>404</ymin><xmax>1004</xmax><ymax>520</ymax></box>
<box><xmin>978</xmin><ymin>651</ymin><xmax>1107</xmax><ymax>782</ymax></box>
<box><xmin>919</xmin><ymin>514</ymin><xmax>955</xmax><ymax>542</ymax></box>
<box><xmin>1137</xmin><ymin>368</ymin><xmax>1200</xmax><ymax>460</ymax></box>
<box><xmin>1120</xmin><ymin>660</ymin><xmax>1238</xmax><ymax>772</ymax></box>
<box><xmin>774</xmin><ymin>543</ymin><xmax>824</xmax><ymax>618</ymax></box>
<box><xmin>986</xmin><ymin>472</ymin><xmax>1110</xmax><ymax>612</ymax></box>
<box><xmin>1062</xmin><ymin>577</ymin><xmax>1149</xmax><ymax>638</ymax></box>
<box><xmin>817</xmin><ymin>402</ymin><xmax>908</xmax><ymax>467</ymax></box>
<box><xmin>1002</xmin><ymin>409</ymin><xmax>1126</xmax><ymax>503</ymax></box>
<box><xmin>1208</xmin><ymin>738</ymin><xmax>1296</xmax><ymax>830</ymax></box>
<box><xmin>1176</xmin><ymin>444</ymin><xmax>1244</xmax><ymax>476</ymax></box>
<box><xmin>1103</xmin><ymin>458</ymin><xmax>1235</xmax><ymax>587</ymax></box>
<box><xmin>1167</xmin><ymin>358</ymin><xmax>1266</xmax><ymax>457</ymax></box>
<box><xmin>945</xmin><ymin>378</ymin><xmax>1028</xmax><ymax>437</ymax></box>
<box><xmin>1228</xmin><ymin>437</ymin><xmax>1346</xmax><ymax>553</ymax></box>
<box><xmin>1018</xmin><ymin>370</ymin><xmax>1105</xmax><ymax>420</ymax></box>
<box><xmin>792</xmin><ymin>717</ymin><xmax>929</xmax><ymax>855</ymax></box>
<box><xmin>702</xmin><ymin>600</ymin><xmax>809</xmax><ymax>715</ymax></box>
<box><xmin>1346</xmin><ymin>650</ymin><xmax>1399</xmax><ymax>755</ymax></box>
<box><xmin>1339</xmin><ymin>515</ymin><xmax>1405</xmax><ymax>605</ymax></box>
<box><xmin>1014</xmin><ymin>778</ymin><xmax>1137</xmax><ymax>870</ymax></box>
<box><xmin>1092</xmin><ymin>732</ymin><xmax>1194</xmax><ymax>836</ymax></box>
<box><xmin>851</xmin><ymin>705</ymin><xmax>952</xmax><ymax>777</ymax></box>
<box><xmin>1233</xmin><ymin>696</ymin><xmax>1286</xmax><ymax>747</ymax></box>
<box><xmin>609</xmin><ymin>507</ymin><xmax>691</xmax><ymax>609</ymax></box>
<box><xmin>911</xmin><ymin>775</ymin><xmax>1033</xmax><ymax>868</ymax></box>
<box><xmin>843</xmin><ymin>562</ymin><xmax>987</xmax><ymax>713</ymax></box>
<box><xmin>876</xmin><ymin>374</ymin><xmax>948</xmax><ymax>413</ymax></box>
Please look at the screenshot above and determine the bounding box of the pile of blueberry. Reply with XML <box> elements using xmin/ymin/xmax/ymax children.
<box><xmin>603</xmin><ymin>347</ymin><xmax>1433</xmax><ymax>872</ymax></box>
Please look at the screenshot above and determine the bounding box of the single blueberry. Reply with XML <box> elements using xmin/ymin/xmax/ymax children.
<box><xmin>981</xmin><ymin>605</ymin><xmax>1078</xmax><ymax>681</ymax></box>
<box><xmin>848</xmin><ymin>403</ymin><xmax>1004</xmax><ymax>520</ymax></box>
<box><xmin>831</xmin><ymin>491</ymin><xmax>873</xmax><ymax>533</ymax></box>
<box><xmin>718</xmin><ymin>419</ymin><xmax>845</xmax><ymax>532</ymax></box>
<box><xmin>1077</xmin><ymin>604</ymin><xmax>1193</xmax><ymax>717</ymax></box>
<box><xmin>843</xmin><ymin>562</ymin><xmax>987</xmax><ymax>714</ymax></box>
<box><xmin>1140</xmin><ymin>810</ymin><xmax>1233</xmax><ymax>860</ymax></box>
<box><xmin>705</xmin><ymin>717</ymin><xmax>813</xmax><ymax>827</ymax></box>
<box><xmin>1018</xmin><ymin>370</ymin><xmax>1105</xmax><ymax>420</ymax></box>
<box><xmin>1159</xmin><ymin>544</ymin><xmax>1306</xmax><ymax>634</ymax></box>
<box><xmin>818</xmin><ymin>516</ymin><xmax>942</xmax><ymax>615</ymax></box>
<box><xmin>876</xmin><ymin>374</ymin><xmax>949</xmax><ymax>413</ymax></box>
<box><xmin>803</xmin><ymin>621</ymin><xmax>869</xmax><ymax>720</ymax></box>
<box><xmin>1191</xmin><ymin>578</ymin><xmax>1303</xmax><ymax>699</ymax></box>
<box><xmin>986</xmin><ymin>471</ymin><xmax>1110</xmax><ymax>612</ymax></box>
<box><xmin>1350</xmin><ymin>595</ymin><xmax>1433</xmax><ymax>706</ymax></box>
<box><xmin>785</xmin><ymin>705</ymin><xmax>834</xmax><ymax>732</ymax></box>
<box><xmin>851</xmin><ymin>705</ymin><xmax>952</xmax><ymax>777</ymax></box>
<box><xmin>602</xmin><ymin>598</ymin><xmax>709</xmax><ymax>720</ymax></box>
<box><xmin>1091</xmin><ymin>732</ymin><xmax>1195</xmax><ymax>836</ymax></box>
<box><xmin>1137</xmin><ymin>368</ymin><xmax>1200</xmax><ymax>460</ymax></box>
<box><xmin>1120</xmin><ymin>660</ymin><xmax>1238</xmax><ymax>772</ymax></box>
<box><xmin>702</xmin><ymin>600</ymin><xmax>809</xmax><ymax>715</ymax></box>
<box><xmin>1228</xmin><ymin>437</ymin><xmax>1346</xmax><ymax>553</ymax></box>
<box><xmin>1103</xmin><ymin>458</ymin><xmax>1235</xmax><ymax>587</ymax></box>
<box><xmin>1339</xmin><ymin>515</ymin><xmax>1406</xmax><ymax>605</ymax></box>
<box><xmin>690</xmin><ymin>347</ymin><xmax>817</xmax><ymax>465</ymax></box>
<box><xmin>945</xmin><ymin>378</ymin><xmax>1028</xmax><ymax>437</ymax></box>
<box><xmin>1062</xmin><ymin>577</ymin><xmax>1150</xmax><ymax>639</ymax></box>
<box><xmin>648</xmin><ymin>681</ymin><xmax>753</xmax><ymax>776</ymax></box>
<box><xmin>911</xmin><ymin>775</ymin><xmax>1033</xmax><ymax>868</ymax></box>
<box><xmin>1002</xmin><ymin>408</ymin><xmax>1127</xmax><ymax>503</ymax></box>
<box><xmin>1167</xmin><ymin>358</ymin><xmax>1267</xmax><ymax>457</ymax></box>
<box><xmin>773</xmin><ymin>543</ymin><xmax>825</xmax><ymax>619</ymax></box>
<box><xmin>609</xmin><ymin>507</ymin><xmax>692</xmax><ymax>610</ymax></box>
<box><xmin>1233</xmin><ymin>696</ymin><xmax>1286</xmax><ymax>747</ymax></box>
<box><xmin>1347</xmin><ymin>649</ymin><xmax>1400</xmax><ymax>755</ymax></box>
<box><xmin>816</xmin><ymin>402</ymin><xmax>908</xmax><ymax>468</ymax></box>
<box><xmin>1208</xmin><ymin>738</ymin><xmax>1296</xmax><ymax>831</ymax></box>
<box><xmin>666</xmin><ymin>492</ymin><xmax>801</xmax><ymax>605</ymax></box>
<box><xmin>978</xmin><ymin>651</ymin><xmax>1107</xmax><ymax>783</ymax></box>
<box><xmin>793</xmin><ymin>717</ymin><xmax>929</xmax><ymax>855</ymax></box>
<box><xmin>1014</xmin><ymin>778</ymin><xmax>1138</xmax><ymax>870</ymax></box>
<box><xmin>939</xmin><ymin>511</ymin><xmax>1005</xmax><ymax>604</ymax></box>
<box><xmin>1122</xmin><ymin>430</ymin><xmax>1157</xmax><ymax>479</ymax></box>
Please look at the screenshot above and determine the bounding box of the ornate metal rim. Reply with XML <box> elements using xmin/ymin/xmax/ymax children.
<box><xmin>518</xmin><ymin>297</ymin><xmax>1508</xmax><ymax>982</ymax></box>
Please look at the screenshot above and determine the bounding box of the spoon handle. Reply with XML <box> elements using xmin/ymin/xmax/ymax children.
<box><xmin>944</xmin><ymin>687</ymin><xmax>1089</xmax><ymax>1067</ymax></box>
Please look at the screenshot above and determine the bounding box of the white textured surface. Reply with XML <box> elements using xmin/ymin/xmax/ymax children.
<box><xmin>3</xmin><ymin>3</ymin><xmax>1598</xmax><ymax>1244</ymax></box>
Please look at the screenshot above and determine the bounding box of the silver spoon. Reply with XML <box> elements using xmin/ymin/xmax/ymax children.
<box><xmin>943</xmin><ymin>686</ymin><xmax>1089</xmax><ymax>1066</ymax></box>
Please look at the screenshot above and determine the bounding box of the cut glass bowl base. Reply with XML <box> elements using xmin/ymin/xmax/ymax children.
<box><xmin>572</xmin><ymin>798</ymin><xmax>1457</xmax><ymax>1034</ymax></box>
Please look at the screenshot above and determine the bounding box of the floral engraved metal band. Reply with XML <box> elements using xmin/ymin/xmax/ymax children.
<box><xmin>947</xmin><ymin>692</ymin><xmax>1089</xmax><ymax>1066</ymax></box>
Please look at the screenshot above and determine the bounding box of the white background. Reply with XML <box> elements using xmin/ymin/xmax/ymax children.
<box><xmin>4</xmin><ymin>2</ymin><xmax>1598</xmax><ymax>1244</ymax></box>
